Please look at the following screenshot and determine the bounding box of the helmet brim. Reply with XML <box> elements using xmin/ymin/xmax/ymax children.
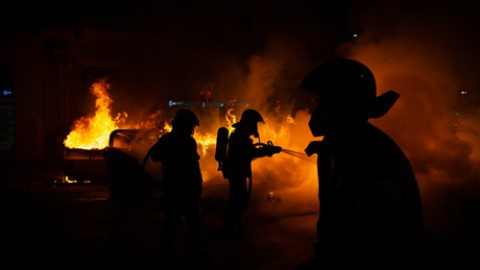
<box><xmin>366</xmin><ymin>90</ymin><xmax>400</xmax><ymax>118</ymax></box>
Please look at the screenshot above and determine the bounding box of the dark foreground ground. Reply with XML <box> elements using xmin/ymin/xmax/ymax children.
<box><xmin>1</xmin><ymin>159</ymin><xmax>479</xmax><ymax>270</ymax></box>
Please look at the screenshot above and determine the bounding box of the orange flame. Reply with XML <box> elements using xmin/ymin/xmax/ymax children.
<box><xmin>163</xmin><ymin>121</ymin><xmax>172</xmax><ymax>133</ymax></box>
<box><xmin>133</xmin><ymin>110</ymin><xmax>164</xmax><ymax>129</ymax></box>
<box><xmin>62</xmin><ymin>78</ymin><xmax>317</xmax><ymax>197</ymax></box>
<box><xmin>63</xmin><ymin>78</ymin><xmax>127</xmax><ymax>149</ymax></box>
<box><xmin>226</xmin><ymin>107</ymin><xmax>237</xmax><ymax>127</ymax></box>
<box><xmin>194</xmin><ymin>131</ymin><xmax>217</xmax><ymax>156</ymax></box>
<box><xmin>62</xmin><ymin>79</ymin><xmax>319</xmax><ymax>213</ymax></box>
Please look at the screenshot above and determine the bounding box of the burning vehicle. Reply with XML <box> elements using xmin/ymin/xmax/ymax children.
<box><xmin>104</xmin><ymin>128</ymin><xmax>165</xmax><ymax>199</ymax></box>
<box><xmin>61</xmin><ymin>76</ymin><xmax>319</xmax><ymax>212</ymax></box>
<box><xmin>62</xmin><ymin>78</ymin><xmax>169</xmax><ymax>199</ymax></box>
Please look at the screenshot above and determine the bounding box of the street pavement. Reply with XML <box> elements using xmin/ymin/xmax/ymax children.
<box><xmin>1</xmin><ymin>160</ymin><xmax>479</xmax><ymax>270</ymax></box>
<box><xmin>0</xmin><ymin>160</ymin><xmax>317</xmax><ymax>270</ymax></box>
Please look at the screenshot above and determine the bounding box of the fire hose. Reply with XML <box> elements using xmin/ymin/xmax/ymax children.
<box><xmin>255</xmin><ymin>141</ymin><xmax>316</xmax><ymax>163</ymax></box>
<box><xmin>101</xmin><ymin>140</ymin><xmax>314</xmax><ymax>253</ymax></box>
<box><xmin>280</xmin><ymin>149</ymin><xmax>316</xmax><ymax>163</ymax></box>
<box><xmin>248</xmin><ymin>141</ymin><xmax>315</xmax><ymax>207</ymax></box>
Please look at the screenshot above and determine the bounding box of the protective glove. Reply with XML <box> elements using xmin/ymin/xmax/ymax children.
<box><xmin>305</xmin><ymin>141</ymin><xmax>323</xmax><ymax>156</ymax></box>
<box><xmin>266</xmin><ymin>145</ymin><xmax>282</xmax><ymax>157</ymax></box>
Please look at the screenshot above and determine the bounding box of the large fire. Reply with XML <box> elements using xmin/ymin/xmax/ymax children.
<box><xmin>63</xmin><ymin>78</ymin><xmax>319</xmax><ymax>214</ymax></box>
<box><xmin>63</xmin><ymin>78</ymin><xmax>170</xmax><ymax>150</ymax></box>
<box><xmin>62</xmin><ymin>78</ymin><xmax>313</xmax><ymax>162</ymax></box>
<box><xmin>63</xmin><ymin>78</ymin><xmax>128</xmax><ymax>150</ymax></box>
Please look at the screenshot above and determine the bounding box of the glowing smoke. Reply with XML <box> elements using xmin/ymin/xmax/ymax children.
<box><xmin>198</xmin><ymin>1</ymin><xmax>480</xmax><ymax>243</ymax></box>
<box><xmin>197</xmin><ymin>34</ymin><xmax>323</xmax><ymax>217</ymax></box>
<box><xmin>337</xmin><ymin>0</ymin><xmax>480</xmax><ymax>238</ymax></box>
<box><xmin>109</xmin><ymin>1</ymin><xmax>480</xmax><ymax>243</ymax></box>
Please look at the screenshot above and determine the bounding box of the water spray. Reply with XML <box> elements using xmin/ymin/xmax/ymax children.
<box><xmin>280</xmin><ymin>148</ymin><xmax>316</xmax><ymax>163</ymax></box>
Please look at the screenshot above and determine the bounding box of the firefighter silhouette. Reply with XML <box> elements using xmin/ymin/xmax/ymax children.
<box><xmin>299</xmin><ymin>58</ymin><xmax>426</xmax><ymax>269</ymax></box>
<box><xmin>220</xmin><ymin>109</ymin><xmax>282</xmax><ymax>234</ymax></box>
<box><xmin>149</xmin><ymin>108</ymin><xmax>205</xmax><ymax>259</ymax></box>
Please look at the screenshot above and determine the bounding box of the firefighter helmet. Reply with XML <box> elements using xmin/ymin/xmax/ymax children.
<box><xmin>171</xmin><ymin>108</ymin><xmax>200</xmax><ymax>127</ymax></box>
<box><xmin>301</xmin><ymin>58</ymin><xmax>400</xmax><ymax>136</ymax></box>
<box><xmin>300</xmin><ymin>58</ymin><xmax>376</xmax><ymax>107</ymax></box>
<box><xmin>232</xmin><ymin>109</ymin><xmax>264</xmax><ymax>128</ymax></box>
<box><xmin>300</xmin><ymin>58</ymin><xmax>399</xmax><ymax>119</ymax></box>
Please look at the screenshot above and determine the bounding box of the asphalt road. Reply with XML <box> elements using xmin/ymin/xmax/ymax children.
<box><xmin>0</xmin><ymin>164</ymin><xmax>317</xmax><ymax>270</ymax></box>
<box><xmin>1</xmin><ymin>160</ymin><xmax>479</xmax><ymax>270</ymax></box>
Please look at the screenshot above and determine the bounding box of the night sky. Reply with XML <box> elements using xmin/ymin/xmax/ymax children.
<box><xmin>2</xmin><ymin>1</ymin><xmax>479</xmax><ymax>93</ymax></box>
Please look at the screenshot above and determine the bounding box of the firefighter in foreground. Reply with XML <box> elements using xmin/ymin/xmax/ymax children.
<box><xmin>299</xmin><ymin>58</ymin><xmax>426</xmax><ymax>269</ymax></box>
<box><xmin>219</xmin><ymin>109</ymin><xmax>282</xmax><ymax>235</ymax></box>
<box><xmin>149</xmin><ymin>108</ymin><xmax>205</xmax><ymax>261</ymax></box>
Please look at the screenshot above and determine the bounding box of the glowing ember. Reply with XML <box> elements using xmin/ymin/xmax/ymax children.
<box><xmin>55</xmin><ymin>176</ymin><xmax>91</xmax><ymax>184</ymax></box>
<box><xmin>63</xmin><ymin>78</ymin><xmax>127</xmax><ymax>150</ymax></box>
<box><xmin>226</xmin><ymin>107</ymin><xmax>237</xmax><ymax>125</ymax></box>
<box><xmin>163</xmin><ymin>121</ymin><xmax>172</xmax><ymax>133</ymax></box>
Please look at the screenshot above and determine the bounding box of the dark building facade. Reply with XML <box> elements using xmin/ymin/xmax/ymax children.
<box><xmin>0</xmin><ymin>1</ymin><xmax>355</xmax><ymax>162</ymax></box>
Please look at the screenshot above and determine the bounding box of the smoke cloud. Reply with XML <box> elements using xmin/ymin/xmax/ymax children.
<box><xmin>199</xmin><ymin>35</ymin><xmax>321</xmax><ymax>218</ymax></box>
<box><xmin>198</xmin><ymin>0</ymin><xmax>480</xmax><ymax>247</ymax></box>
<box><xmin>103</xmin><ymin>1</ymin><xmax>480</xmax><ymax>254</ymax></box>
<box><xmin>338</xmin><ymin>0</ymin><xmax>480</xmax><ymax>239</ymax></box>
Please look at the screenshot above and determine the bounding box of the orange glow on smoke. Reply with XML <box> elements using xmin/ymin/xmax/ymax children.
<box><xmin>62</xmin><ymin>77</ymin><xmax>319</xmax><ymax>212</ymax></box>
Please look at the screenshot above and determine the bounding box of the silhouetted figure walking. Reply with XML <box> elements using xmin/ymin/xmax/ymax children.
<box><xmin>299</xmin><ymin>58</ymin><xmax>426</xmax><ymax>269</ymax></box>
<box><xmin>220</xmin><ymin>109</ymin><xmax>282</xmax><ymax>235</ymax></box>
<box><xmin>150</xmin><ymin>108</ymin><xmax>206</xmax><ymax>263</ymax></box>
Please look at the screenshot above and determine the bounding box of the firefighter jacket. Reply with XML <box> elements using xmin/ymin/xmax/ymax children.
<box><xmin>150</xmin><ymin>131</ymin><xmax>203</xmax><ymax>192</ymax></box>
<box><xmin>316</xmin><ymin>121</ymin><xmax>425</xmax><ymax>268</ymax></box>
<box><xmin>224</xmin><ymin>128</ymin><xmax>272</xmax><ymax>179</ymax></box>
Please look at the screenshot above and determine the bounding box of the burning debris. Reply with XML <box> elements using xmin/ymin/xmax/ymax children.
<box><xmin>266</xmin><ymin>191</ymin><xmax>281</xmax><ymax>202</ymax></box>
<box><xmin>62</xmin><ymin>148</ymin><xmax>106</xmax><ymax>185</ymax></box>
<box><xmin>53</xmin><ymin>176</ymin><xmax>91</xmax><ymax>185</ymax></box>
